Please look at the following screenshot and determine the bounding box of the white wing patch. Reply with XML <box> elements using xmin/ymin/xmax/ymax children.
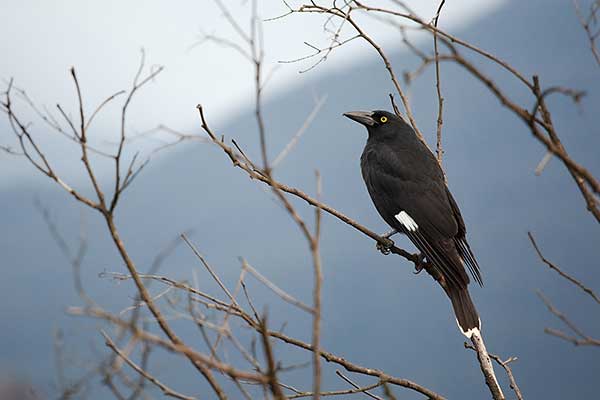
<box><xmin>395</xmin><ymin>211</ymin><xmax>418</xmax><ymax>232</ymax></box>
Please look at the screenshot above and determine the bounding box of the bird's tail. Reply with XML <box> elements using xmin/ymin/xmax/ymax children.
<box><xmin>447</xmin><ymin>286</ymin><xmax>480</xmax><ymax>338</ymax></box>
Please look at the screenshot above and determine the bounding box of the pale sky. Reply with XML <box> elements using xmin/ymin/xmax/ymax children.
<box><xmin>0</xmin><ymin>0</ymin><xmax>505</xmax><ymax>186</ymax></box>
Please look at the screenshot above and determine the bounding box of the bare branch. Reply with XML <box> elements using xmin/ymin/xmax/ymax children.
<box><xmin>242</xmin><ymin>259</ymin><xmax>314</xmax><ymax>314</ymax></box>
<box><xmin>3</xmin><ymin>80</ymin><xmax>102</xmax><ymax>211</ymax></box>
<box><xmin>259</xmin><ymin>315</ymin><xmax>286</xmax><ymax>400</ymax></box>
<box><xmin>464</xmin><ymin>344</ymin><xmax>523</xmax><ymax>400</ymax></box>
<box><xmin>196</xmin><ymin>104</ymin><xmax>424</xmax><ymax>269</ymax></box>
<box><xmin>311</xmin><ymin>170</ymin><xmax>323</xmax><ymax>400</ymax></box>
<box><xmin>69</xmin><ymin>67</ymin><xmax>108</xmax><ymax>209</ymax></box>
<box><xmin>534</xmin><ymin>151</ymin><xmax>553</xmax><ymax>175</ymax></box>
<box><xmin>335</xmin><ymin>370</ymin><xmax>383</xmax><ymax>400</ymax></box>
<box><xmin>529</xmin><ymin>232</ymin><xmax>600</xmax><ymax>304</ymax></box>
<box><xmin>537</xmin><ymin>291</ymin><xmax>600</xmax><ymax>347</ymax></box>
<box><xmin>100</xmin><ymin>271</ymin><xmax>235</xmax><ymax>311</ymax></box>
<box><xmin>101</xmin><ymin>331</ymin><xmax>197</xmax><ymax>400</ymax></box>
<box><xmin>286</xmin><ymin>377</ymin><xmax>383</xmax><ymax>399</ymax></box>
<box><xmin>272</xmin><ymin>95</ymin><xmax>327</xmax><ymax>168</ymax></box>
<box><xmin>70</xmin><ymin>307</ymin><xmax>269</xmax><ymax>384</ymax></box>
<box><xmin>353</xmin><ymin>1</ymin><xmax>533</xmax><ymax>88</ymax></box>
<box><xmin>469</xmin><ymin>330</ymin><xmax>505</xmax><ymax>400</ymax></box>
<box><xmin>110</xmin><ymin>50</ymin><xmax>164</xmax><ymax>212</ymax></box>
<box><xmin>181</xmin><ymin>233</ymin><xmax>240</xmax><ymax>307</ymax></box>
<box><xmin>98</xmin><ymin>263</ymin><xmax>445</xmax><ymax>400</ymax></box>
<box><xmin>85</xmin><ymin>90</ymin><xmax>126</xmax><ymax>132</ymax></box>
<box><xmin>432</xmin><ymin>0</ymin><xmax>446</xmax><ymax>168</ymax></box>
<box><xmin>544</xmin><ymin>327</ymin><xmax>600</xmax><ymax>347</ymax></box>
<box><xmin>573</xmin><ymin>0</ymin><xmax>600</xmax><ymax>67</ymax></box>
<box><xmin>291</xmin><ymin>4</ymin><xmax>426</xmax><ymax>143</ymax></box>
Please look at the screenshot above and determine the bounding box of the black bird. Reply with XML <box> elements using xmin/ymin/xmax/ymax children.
<box><xmin>344</xmin><ymin>110</ymin><xmax>483</xmax><ymax>337</ymax></box>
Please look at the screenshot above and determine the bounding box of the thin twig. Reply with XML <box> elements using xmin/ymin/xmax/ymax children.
<box><xmin>528</xmin><ymin>232</ymin><xmax>600</xmax><ymax>304</ymax></box>
<box><xmin>181</xmin><ymin>233</ymin><xmax>239</xmax><ymax>307</ymax></box>
<box><xmin>196</xmin><ymin>105</ymin><xmax>424</xmax><ymax>270</ymax></box>
<box><xmin>101</xmin><ymin>331</ymin><xmax>197</xmax><ymax>400</ymax></box>
<box><xmin>272</xmin><ymin>95</ymin><xmax>327</xmax><ymax>168</ymax></box>
<box><xmin>286</xmin><ymin>378</ymin><xmax>384</xmax><ymax>399</ymax></box>
<box><xmin>71</xmin><ymin>307</ymin><xmax>269</xmax><ymax>384</ymax></box>
<box><xmin>294</xmin><ymin>4</ymin><xmax>426</xmax><ymax>143</ymax></box>
<box><xmin>73</xmin><ymin>299</ymin><xmax>445</xmax><ymax>400</ymax></box>
<box><xmin>335</xmin><ymin>370</ymin><xmax>384</xmax><ymax>400</ymax></box>
<box><xmin>464</xmin><ymin>344</ymin><xmax>523</xmax><ymax>400</ymax></box>
<box><xmin>573</xmin><ymin>0</ymin><xmax>600</xmax><ymax>67</ymax></box>
<box><xmin>432</xmin><ymin>0</ymin><xmax>446</xmax><ymax>168</ymax></box>
<box><xmin>242</xmin><ymin>259</ymin><xmax>314</xmax><ymax>314</ymax></box>
<box><xmin>537</xmin><ymin>291</ymin><xmax>600</xmax><ymax>347</ymax></box>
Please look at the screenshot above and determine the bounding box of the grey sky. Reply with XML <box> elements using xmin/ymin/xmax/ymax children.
<box><xmin>1</xmin><ymin>1</ymin><xmax>598</xmax><ymax>398</ymax></box>
<box><xmin>1</xmin><ymin>0</ymin><xmax>504</xmax><ymax>185</ymax></box>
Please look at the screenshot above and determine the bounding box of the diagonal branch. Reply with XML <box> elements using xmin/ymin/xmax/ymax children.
<box><xmin>537</xmin><ymin>291</ymin><xmax>600</xmax><ymax>347</ymax></box>
<box><xmin>469</xmin><ymin>331</ymin><xmax>505</xmax><ymax>400</ymax></box>
<box><xmin>102</xmin><ymin>331</ymin><xmax>197</xmax><ymax>400</ymax></box>
<box><xmin>528</xmin><ymin>232</ymin><xmax>600</xmax><ymax>304</ymax></box>
<box><xmin>195</xmin><ymin>104</ymin><xmax>425</xmax><ymax>270</ymax></box>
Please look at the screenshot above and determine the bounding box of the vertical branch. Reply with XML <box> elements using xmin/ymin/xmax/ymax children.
<box><xmin>465</xmin><ymin>343</ymin><xmax>523</xmax><ymax>400</ymax></box>
<box><xmin>259</xmin><ymin>315</ymin><xmax>286</xmax><ymax>400</ymax></box>
<box><xmin>389</xmin><ymin>93</ymin><xmax>402</xmax><ymax>117</ymax></box>
<box><xmin>208</xmin><ymin>3</ymin><xmax>325</xmax><ymax>396</ymax></box>
<box><xmin>311</xmin><ymin>171</ymin><xmax>323</xmax><ymax>400</ymax></box>
<box><xmin>432</xmin><ymin>0</ymin><xmax>446</xmax><ymax>168</ymax></box>
<box><xmin>250</xmin><ymin>0</ymin><xmax>269</xmax><ymax>173</ymax></box>
<box><xmin>70</xmin><ymin>68</ymin><xmax>107</xmax><ymax>209</ymax></box>
<box><xmin>109</xmin><ymin>51</ymin><xmax>164</xmax><ymax>212</ymax></box>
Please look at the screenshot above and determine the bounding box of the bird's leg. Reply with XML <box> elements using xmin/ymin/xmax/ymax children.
<box><xmin>382</xmin><ymin>228</ymin><xmax>398</xmax><ymax>239</ymax></box>
<box><xmin>376</xmin><ymin>229</ymin><xmax>398</xmax><ymax>255</ymax></box>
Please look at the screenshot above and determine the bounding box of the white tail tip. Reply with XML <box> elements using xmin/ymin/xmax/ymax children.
<box><xmin>456</xmin><ymin>318</ymin><xmax>482</xmax><ymax>338</ymax></box>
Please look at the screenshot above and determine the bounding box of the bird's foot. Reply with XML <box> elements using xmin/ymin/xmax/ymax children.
<box><xmin>376</xmin><ymin>238</ymin><xmax>395</xmax><ymax>255</ymax></box>
<box><xmin>413</xmin><ymin>253</ymin><xmax>427</xmax><ymax>274</ymax></box>
<box><xmin>376</xmin><ymin>229</ymin><xmax>398</xmax><ymax>255</ymax></box>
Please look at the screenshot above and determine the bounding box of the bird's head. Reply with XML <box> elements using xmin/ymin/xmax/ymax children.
<box><xmin>343</xmin><ymin>110</ymin><xmax>411</xmax><ymax>139</ymax></box>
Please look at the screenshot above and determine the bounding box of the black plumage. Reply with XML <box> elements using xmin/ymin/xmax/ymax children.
<box><xmin>344</xmin><ymin>110</ymin><xmax>483</xmax><ymax>337</ymax></box>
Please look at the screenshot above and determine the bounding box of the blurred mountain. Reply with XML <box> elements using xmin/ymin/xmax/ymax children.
<box><xmin>2</xmin><ymin>0</ymin><xmax>599</xmax><ymax>398</ymax></box>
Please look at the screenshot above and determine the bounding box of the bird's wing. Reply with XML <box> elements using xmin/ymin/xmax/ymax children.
<box><xmin>363</xmin><ymin>158</ymin><xmax>470</xmax><ymax>289</ymax></box>
<box><xmin>445</xmin><ymin>188</ymin><xmax>483</xmax><ymax>286</ymax></box>
<box><xmin>400</xmin><ymin>182</ymin><xmax>471</xmax><ymax>289</ymax></box>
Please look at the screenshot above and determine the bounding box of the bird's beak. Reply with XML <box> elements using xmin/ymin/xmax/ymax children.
<box><xmin>343</xmin><ymin>111</ymin><xmax>375</xmax><ymax>127</ymax></box>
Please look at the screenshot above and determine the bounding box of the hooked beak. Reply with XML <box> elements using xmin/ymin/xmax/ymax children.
<box><xmin>343</xmin><ymin>111</ymin><xmax>375</xmax><ymax>127</ymax></box>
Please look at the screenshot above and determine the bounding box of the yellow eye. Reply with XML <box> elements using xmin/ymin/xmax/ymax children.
<box><xmin>380</xmin><ymin>116</ymin><xmax>388</xmax><ymax>123</ymax></box>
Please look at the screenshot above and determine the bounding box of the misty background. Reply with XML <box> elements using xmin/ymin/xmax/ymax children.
<box><xmin>1</xmin><ymin>0</ymin><xmax>599</xmax><ymax>399</ymax></box>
